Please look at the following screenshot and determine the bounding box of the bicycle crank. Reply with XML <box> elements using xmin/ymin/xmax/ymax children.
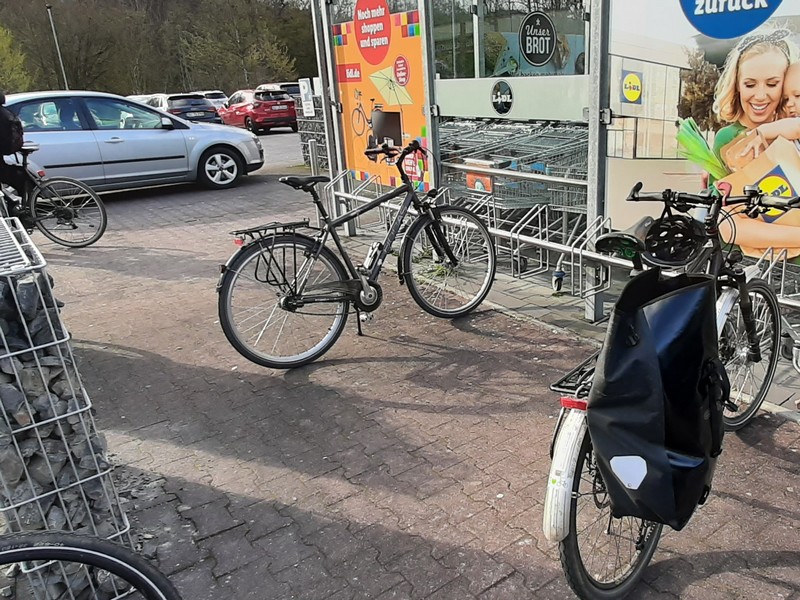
<box><xmin>355</xmin><ymin>281</ymin><xmax>382</xmax><ymax>312</ymax></box>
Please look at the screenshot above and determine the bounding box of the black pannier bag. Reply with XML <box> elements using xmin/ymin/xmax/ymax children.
<box><xmin>587</xmin><ymin>267</ymin><xmax>729</xmax><ymax>530</ymax></box>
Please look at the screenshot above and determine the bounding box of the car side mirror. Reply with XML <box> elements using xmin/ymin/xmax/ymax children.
<box><xmin>160</xmin><ymin>116</ymin><xmax>175</xmax><ymax>130</ymax></box>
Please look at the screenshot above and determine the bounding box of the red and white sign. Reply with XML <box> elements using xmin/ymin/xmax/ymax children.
<box><xmin>354</xmin><ymin>0</ymin><xmax>391</xmax><ymax>65</ymax></box>
<box><xmin>393</xmin><ymin>55</ymin><xmax>410</xmax><ymax>86</ymax></box>
<box><xmin>337</xmin><ymin>63</ymin><xmax>363</xmax><ymax>83</ymax></box>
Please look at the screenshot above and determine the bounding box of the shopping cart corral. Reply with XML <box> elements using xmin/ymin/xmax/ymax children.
<box><xmin>439</xmin><ymin>121</ymin><xmax>590</xmax><ymax>284</ymax></box>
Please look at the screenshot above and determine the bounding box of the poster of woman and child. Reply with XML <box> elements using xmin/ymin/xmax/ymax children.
<box><xmin>679</xmin><ymin>0</ymin><xmax>800</xmax><ymax>259</ymax></box>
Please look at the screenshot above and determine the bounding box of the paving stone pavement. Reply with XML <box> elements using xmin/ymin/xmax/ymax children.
<box><xmin>37</xmin><ymin>163</ymin><xmax>800</xmax><ymax>599</ymax></box>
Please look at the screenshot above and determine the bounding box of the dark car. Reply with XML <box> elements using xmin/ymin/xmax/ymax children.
<box><xmin>146</xmin><ymin>93</ymin><xmax>222</xmax><ymax>124</ymax></box>
<box><xmin>218</xmin><ymin>88</ymin><xmax>297</xmax><ymax>134</ymax></box>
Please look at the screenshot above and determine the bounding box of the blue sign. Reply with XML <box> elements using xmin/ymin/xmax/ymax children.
<box><xmin>680</xmin><ymin>0</ymin><xmax>783</xmax><ymax>39</ymax></box>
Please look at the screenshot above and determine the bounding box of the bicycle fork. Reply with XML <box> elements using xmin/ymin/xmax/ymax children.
<box><xmin>717</xmin><ymin>267</ymin><xmax>762</xmax><ymax>364</ymax></box>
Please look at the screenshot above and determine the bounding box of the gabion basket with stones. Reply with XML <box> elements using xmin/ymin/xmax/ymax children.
<box><xmin>0</xmin><ymin>218</ymin><xmax>132</xmax><ymax>598</ymax></box>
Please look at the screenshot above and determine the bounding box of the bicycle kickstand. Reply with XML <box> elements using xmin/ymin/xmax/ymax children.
<box><xmin>354</xmin><ymin>308</ymin><xmax>374</xmax><ymax>336</ymax></box>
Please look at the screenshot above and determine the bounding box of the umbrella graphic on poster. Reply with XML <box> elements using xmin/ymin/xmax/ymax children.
<box><xmin>369</xmin><ymin>66</ymin><xmax>414</xmax><ymax>106</ymax></box>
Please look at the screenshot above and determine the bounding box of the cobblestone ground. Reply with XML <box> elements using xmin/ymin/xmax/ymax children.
<box><xmin>40</xmin><ymin>156</ymin><xmax>800</xmax><ymax>599</ymax></box>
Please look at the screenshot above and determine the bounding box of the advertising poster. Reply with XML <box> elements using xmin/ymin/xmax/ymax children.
<box><xmin>608</xmin><ymin>0</ymin><xmax>800</xmax><ymax>258</ymax></box>
<box><xmin>332</xmin><ymin>0</ymin><xmax>430</xmax><ymax>190</ymax></box>
<box><xmin>490</xmin><ymin>9</ymin><xmax>586</xmax><ymax>77</ymax></box>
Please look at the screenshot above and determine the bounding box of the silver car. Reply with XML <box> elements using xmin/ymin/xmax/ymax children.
<box><xmin>4</xmin><ymin>91</ymin><xmax>264</xmax><ymax>191</ymax></box>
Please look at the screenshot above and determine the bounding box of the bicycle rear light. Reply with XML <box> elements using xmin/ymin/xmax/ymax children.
<box><xmin>560</xmin><ymin>397</ymin><xmax>588</xmax><ymax>410</ymax></box>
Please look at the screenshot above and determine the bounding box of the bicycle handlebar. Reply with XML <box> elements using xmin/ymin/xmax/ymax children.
<box><xmin>363</xmin><ymin>140</ymin><xmax>421</xmax><ymax>162</ymax></box>
<box><xmin>626</xmin><ymin>180</ymin><xmax>800</xmax><ymax>217</ymax></box>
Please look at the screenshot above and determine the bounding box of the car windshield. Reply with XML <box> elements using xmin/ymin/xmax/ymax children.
<box><xmin>205</xmin><ymin>92</ymin><xmax>226</xmax><ymax>99</ymax></box>
<box><xmin>255</xmin><ymin>91</ymin><xmax>291</xmax><ymax>102</ymax></box>
<box><xmin>169</xmin><ymin>96</ymin><xmax>212</xmax><ymax>108</ymax></box>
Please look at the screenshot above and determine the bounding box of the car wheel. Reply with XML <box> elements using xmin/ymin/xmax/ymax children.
<box><xmin>291</xmin><ymin>124</ymin><xmax>298</xmax><ymax>133</ymax></box>
<box><xmin>198</xmin><ymin>147</ymin><xmax>243</xmax><ymax>189</ymax></box>
<box><xmin>245</xmin><ymin>117</ymin><xmax>259</xmax><ymax>134</ymax></box>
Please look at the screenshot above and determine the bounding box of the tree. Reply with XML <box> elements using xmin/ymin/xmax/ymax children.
<box><xmin>0</xmin><ymin>23</ymin><xmax>32</xmax><ymax>92</ymax></box>
<box><xmin>678</xmin><ymin>48</ymin><xmax>722</xmax><ymax>133</ymax></box>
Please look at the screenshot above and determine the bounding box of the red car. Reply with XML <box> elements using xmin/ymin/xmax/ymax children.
<box><xmin>218</xmin><ymin>88</ymin><xmax>297</xmax><ymax>134</ymax></box>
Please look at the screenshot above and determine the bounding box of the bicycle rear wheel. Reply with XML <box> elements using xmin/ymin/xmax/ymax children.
<box><xmin>719</xmin><ymin>278</ymin><xmax>780</xmax><ymax>431</ymax></box>
<box><xmin>218</xmin><ymin>234</ymin><xmax>350</xmax><ymax>369</ymax></box>
<box><xmin>0</xmin><ymin>532</ymin><xmax>181</xmax><ymax>600</ymax></box>
<box><xmin>31</xmin><ymin>177</ymin><xmax>107</xmax><ymax>247</ymax></box>
<box><xmin>401</xmin><ymin>205</ymin><xmax>496</xmax><ymax>318</ymax></box>
<box><xmin>559</xmin><ymin>431</ymin><xmax>662</xmax><ymax>600</ymax></box>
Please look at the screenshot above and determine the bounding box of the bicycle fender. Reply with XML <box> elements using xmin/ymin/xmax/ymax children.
<box><xmin>543</xmin><ymin>409</ymin><xmax>587</xmax><ymax>543</ymax></box>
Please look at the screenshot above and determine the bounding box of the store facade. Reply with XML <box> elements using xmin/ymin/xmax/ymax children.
<box><xmin>309</xmin><ymin>0</ymin><xmax>800</xmax><ymax>318</ymax></box>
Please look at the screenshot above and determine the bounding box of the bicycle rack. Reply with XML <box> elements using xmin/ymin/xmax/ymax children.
<box><xmin>509</xmin><ymin>204</ymin><xmax>550</xmax><ymax>278</ymax></box>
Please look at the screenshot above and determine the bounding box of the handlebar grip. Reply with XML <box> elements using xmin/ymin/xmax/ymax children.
<box><xmin>759</xmin><ymin>194</ymin><xmax>800</xmax><ymax>210</ymax></box>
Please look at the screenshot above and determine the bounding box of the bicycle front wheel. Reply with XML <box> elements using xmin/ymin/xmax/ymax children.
<box><xmin>0</xmin><ymin>532</ymin><xmax>182</xmax><ymax>600</ymax></box>
<box><xmin>351</xmin><ymin>108</ymin><xmax>366</xmax><ymax>136</ymax></box>
<box><xmin>31</xmin><ymin>177</ymin><xmax>107</xmax><ymax>247</ymax></box>
<box><xmin>559</xmin><ymin>431</ymin><xmax>662</xmax><ymax>600</ymax></box>
<box><xmin>401</xmin><ymin>205</ymin><xmax>496</xmax><ymax>318</ymax></box>
<box><xmin>218</xmin><ymin>234</ymin><xmax>350</xmax><ymax>369</ymax></box>
<box><xmin>719</xmin><ymin>278</ymin><xmax>780</xmax><ymax>431</ymax></box>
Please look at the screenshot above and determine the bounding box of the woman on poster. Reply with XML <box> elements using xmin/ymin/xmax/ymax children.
<box><xmin>711</xmin><ymin>28</ymin><xmax>800</xmax><ymax>257</ymax></box>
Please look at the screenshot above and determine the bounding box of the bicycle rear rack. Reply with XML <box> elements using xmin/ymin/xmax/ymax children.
<box><xmin>550</xmin><ymin>350</ymin><xmax>600</xmax><ymax>396</ymax></box>
<box><xmin>229</xmin><ymin>219</ymin><xmax>317</xmax><ymax>243</ymax></box>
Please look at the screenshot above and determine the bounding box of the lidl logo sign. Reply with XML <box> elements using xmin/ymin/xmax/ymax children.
<box><xmin>621</xmin><ymin>71</ymin><xmax>643</xmax><ymax>104</ymax></box>
<box><xmin>758</xmin><ymin>166</ymin><xmax>795</xmax><ymax>221</ymax></box>
<box><xmin>681</xmin><ymin>0</ymin><xmax>782</xmax><ymax>40</ymax></box>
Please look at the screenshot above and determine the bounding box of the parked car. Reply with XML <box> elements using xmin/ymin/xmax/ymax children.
<box><xmin>193</xmin><ymin>90</ymin><xmax>229</xmax><ymax>110</ymax></box>
<box><xmin>219</xmin><ymin>88</ymin><xmax>297</xmax><ymax>134</ymax></box>
<box><xmin>268</xmin><ymin>82</ymin><xmax>301</xmax><ymax>98</ymax></box>
<box><xmin>5</xmin><ymin>91</ymin><xmax>264</xmax><ymax>191</ymax></box>
<box><xmin>146</xmin><ymin>93</ymin><xmax>222</xmax><ymax>124</ymax></box>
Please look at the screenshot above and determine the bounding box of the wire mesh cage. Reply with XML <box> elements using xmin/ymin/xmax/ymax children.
<box><xmin>0</xmin><ymin>218</ymin><xmax>132</xmax><ymax>598</ymax></box>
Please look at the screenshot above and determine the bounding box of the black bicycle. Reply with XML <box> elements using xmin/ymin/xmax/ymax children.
<box><xmin>601</xmin><ymin>182</ymin><xmax>789</xmax><ymax>430</ymax></box>
<box><xmin>217</xmin><ymin>140</ymin><xmax>497</xmax><ymax>369</ymax></box>
<box><xmin>543</xmin><ymin>182</ymin><xmax>798</xmax><ymax>600</ymax></box>
<box><xmin>1</xmin><ymin>144</ymin><xmax>107</xmax><ymax>248</ymax></box>
<box><xmin>0</xmin><ymin>531</ymin><xmax>181</xmax><ymax>599</ymax></box>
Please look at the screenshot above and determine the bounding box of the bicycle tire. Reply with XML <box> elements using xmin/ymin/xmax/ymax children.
<box><xmin>559</xmin><ymin>431</ymin><xmax>662</xmax><ymax>600</ymax></box>
<box><xmin>0</xmin><ymin>531</ymin><xmax>181</xmax><ymax>600</ymax></box>
<box><xmin>351</xmin><ymin>107</ymin><xmax>366</xmax><ymax>137</ymax></box>
<box><xmin>401</xmin><ymin>205</ymin><xmax>496</xmax><ymax>318</ymax></box>
<box><xmin>218</xmin><ymin>234</ymin><xmax>349</xmax><ymax>369</ymax></box>
<box><xmin>719</xmin><ymin>278</ymin><xmax>780</xmax><ymax>431</ymax></box>
<box><xmin>30</xmin><ymin>177</ymin><xmax>107</xmax><ymax>248</ymax></box>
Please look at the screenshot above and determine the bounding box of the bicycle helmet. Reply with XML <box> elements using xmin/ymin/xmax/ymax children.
<box><xmin>641</xmin><ymin>214</ymin><xmax>707</xmax><ymax>267</ymax></box>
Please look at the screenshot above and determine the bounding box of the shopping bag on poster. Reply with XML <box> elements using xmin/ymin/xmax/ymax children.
<box><xmin>586</xmin><ymin>268</ymin><xmax>729</xmax><ymax>531</ymax></box>
<box><xmin>718</xmin><ymin>136</ymin><xmax>800</xmax><ymax>257</ymax></box>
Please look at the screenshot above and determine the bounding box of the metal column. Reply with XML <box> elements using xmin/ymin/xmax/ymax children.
<box><xmin>584</xmin><ymin>0</ymin><xmax>611</xmax><ymax>322</ymax></box>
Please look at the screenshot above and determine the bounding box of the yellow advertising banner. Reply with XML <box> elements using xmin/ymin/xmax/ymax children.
<box><xmin>332</xmin><ymin>0</ymin><xmax>430</xmax><ymax>190</ymax></box>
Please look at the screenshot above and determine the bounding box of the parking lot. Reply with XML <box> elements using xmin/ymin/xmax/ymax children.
<box><xmin>37</xmin><ymin>133</ymin><xmax>800</xmax><ymax>599</ymax></box>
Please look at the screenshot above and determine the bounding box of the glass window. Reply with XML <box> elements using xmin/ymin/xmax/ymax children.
<box><xmin>84</xmin><ymin>98</ymin><xmax>164</xmax><ymax>130</ymax></box>
<box><xmin>482</xmin><ymin>1</ymin><xmax>586</xmax><ymax>78</ymax></box>
<box><xmin>12</xmin><ymin>99</ymin><xmax>84</xmax><ymax>131</ymax></box>
<box><xmin>433</xmin><ymin>0</ymin><xmax>475</xmax><ymax>79</ymax></box>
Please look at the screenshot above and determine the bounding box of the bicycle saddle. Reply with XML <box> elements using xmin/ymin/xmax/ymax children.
<box><xmin>17</xmin><ymin>143</ymin><xmax>40</xmax><ymax>156</ymax></box>
<box><xmin>279</xmin><ymin>175</ymin><xmax>330</xmax><ymax>191</ymax></box>
<box><xmin>595</xmin><ymin>216</ymin><xmax>654</xmax><ymax>255</ymax></box>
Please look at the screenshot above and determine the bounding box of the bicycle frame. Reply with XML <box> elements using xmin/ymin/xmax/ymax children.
<box><xmin>299</xmin><ymin>156</ymin><xmax>455</xmax><ymax>299</ymax></box>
